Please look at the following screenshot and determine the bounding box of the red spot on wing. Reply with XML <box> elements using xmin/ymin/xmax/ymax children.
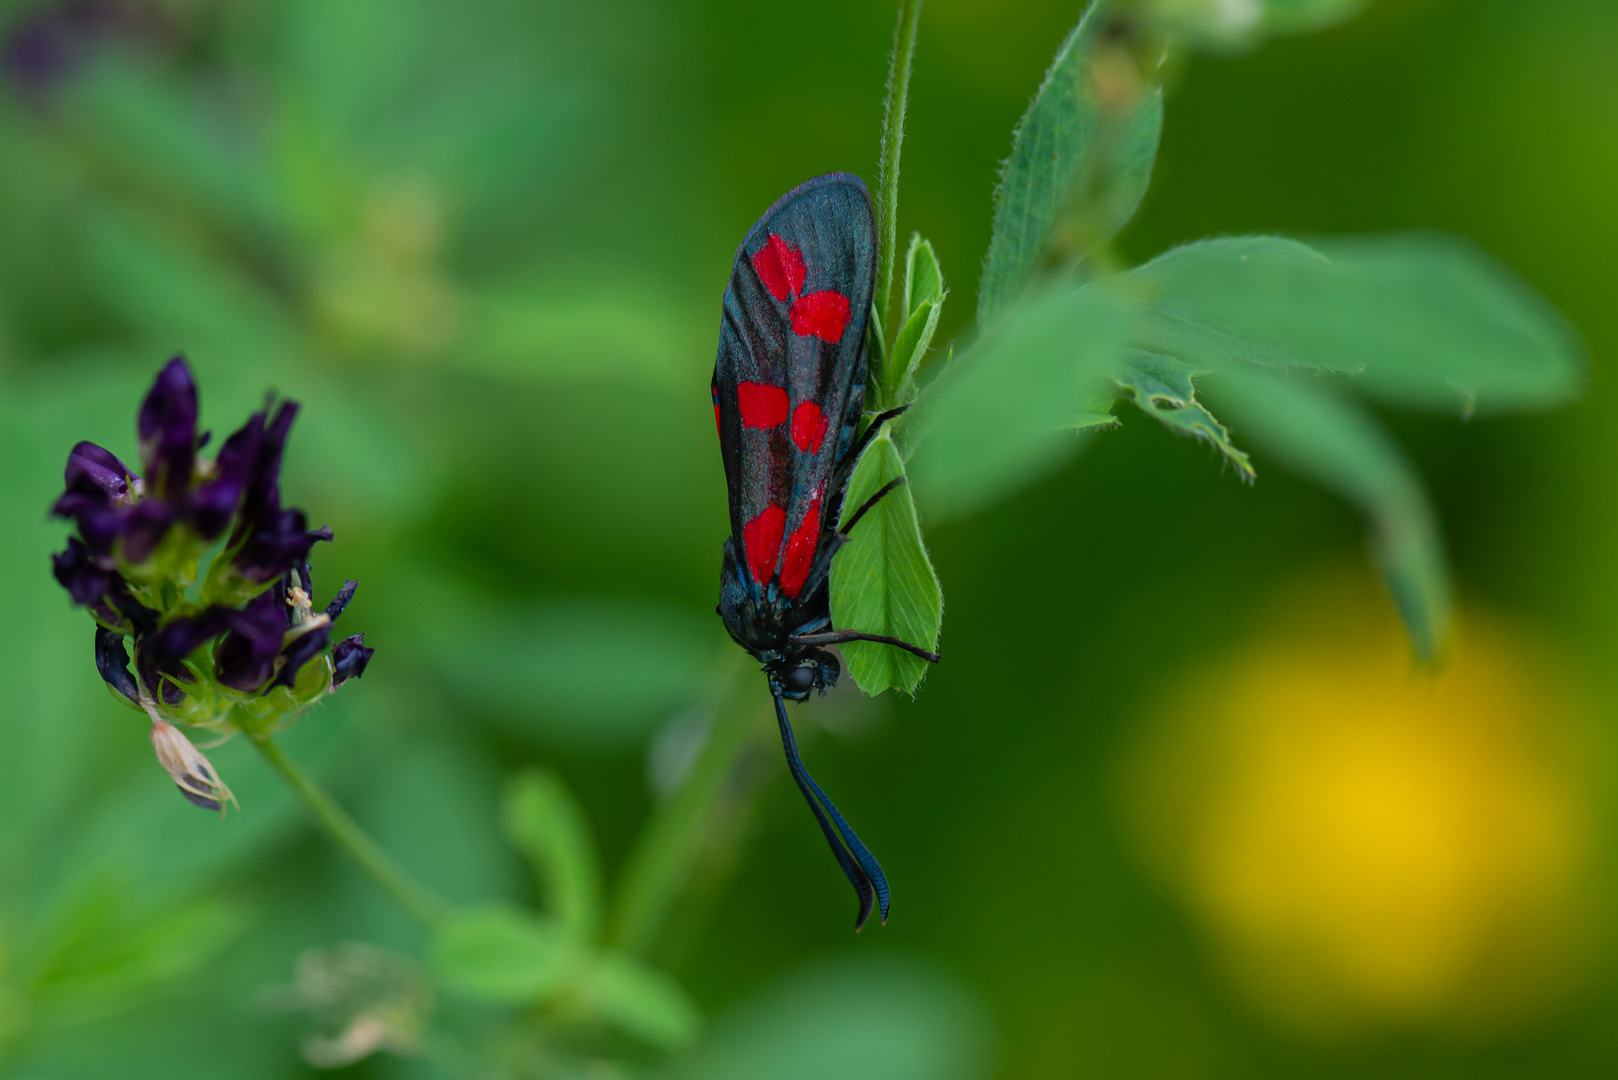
<box><xmin>744</xmin><ymin>505</ymin><xmax>786</xmax><ymax>586</ymax></box>
<box><xmin>737</xmin><ymin>382</ymin><xmax>789</xmax><ymax>429</ymax></box>
<box><xmin>711</xmin><ymin>380</ymin><xmax>722</xmax><ymax>438</ymax></box>
<box><xmin>790</xmin><ymin>401</ymin><xmax>827</xmax><ymax>454</ymax></box>
<box><xmin>779</xmin><ymin>497</ymin><xmax>822</xmax><ymax>598</ymax></box>
<box><xmin>751</xmin><ymin>234</ymin><xmax>806</xmax><ymax>301</ymax></box>
<box><xmin>790</xmin><ymin>290</ymin><xmax>850</xmax><ymax>342</ymax></box>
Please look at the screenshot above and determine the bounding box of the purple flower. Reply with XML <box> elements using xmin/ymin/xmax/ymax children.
<box><xmin>95</xmin><ymin>625</ymin><xmax>140</xmax><ymax>704</ymax></box>
<box><xmin>209</xmin><ymin>567</ymin><xmax>367</xmax><ymax>694</ymax></box>
<box><xmin>51</xmin><ymin>441</ymin><xmax>136</xmax><ymax>555</ymax></box>
<box><xmin>222</xmin><ymin>401</ymin><xmax>332</xmax><ymax>584</ymax></box>
<box><xmin>231</xmin><ymin>506</ymin><xmax>333</xmax><ymax>586</ymax></box>
<box><xmin>2</xmin><ymin>0</ymin><xmax>134</xmax><ymax>98</ymax></box>
<box><xmin>331</xmin><ymin>635</ymin><xmax>374</xmax><ymax>687</ymax></box>
<box><xmin>137</xmin><ymin>356</ymin><xmax>199</xmax><ymax>502</ymax></box>
<box><xmin>269</xmin><ymin>622</ymin><xmax>331</xmax><ymax>692</ymax></box>
<box><xmin>189</xmin><ymin>411</ymin><xmax>263</xmax><ymax>541</ymax></box>
<box><xmin>213</xmin><ymin>588</ymin><xmax>288</xmax><ymax>692</ymax></box>
<box><xmin>138</xmin><ymin>607</ymin><xmax>231</xmax><ymax>704</ymax></box>
<box><xmin>51</xmin><ymin>537</ymin><xmax>155</xmax><ymax>632</ymax></box>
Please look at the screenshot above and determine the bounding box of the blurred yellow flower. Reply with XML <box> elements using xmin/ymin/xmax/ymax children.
<box><xmin>1121</xmin><ymin>575</ymin><xmax>1604</xmax><ymax>1037</ymax></box>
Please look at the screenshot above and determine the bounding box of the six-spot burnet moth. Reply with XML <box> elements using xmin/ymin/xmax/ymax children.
<box><xmin>711</xmin><ymin>172</ymin><xmax>940</xmax><ymax>931</ymax></box>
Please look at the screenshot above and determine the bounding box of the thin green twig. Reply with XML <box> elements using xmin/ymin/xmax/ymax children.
<box><xmin>251</xmin><ymin>733</ymin><xmax>453</xmax><ymax>928</ymax></box>
<box><xmin>875</xmin><ymin>0</ymin><xmax>925</xmax><ymax>366</ymax></box>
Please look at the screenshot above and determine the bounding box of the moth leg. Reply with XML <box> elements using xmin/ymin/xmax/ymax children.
<box><xmin>788</xmin><ymin>629</ymin><xmax>939</xmax><ymax>664</ymax></box>
<box><xmin>833</xmin><ymin>404</ymin><xmax>911</xmax><ymax>494</ymax></box>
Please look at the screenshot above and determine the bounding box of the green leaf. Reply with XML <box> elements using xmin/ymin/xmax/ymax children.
<box><xmin>581</xmin><ymin>952</ymin><xmax>702</xmax><ymax>1050</ymax></box>
<box><xmin>911</xmin><ymin>281</ymin><xmax>1130</xmax><ymax>519</ymax></box>
<box><xmin>1113</xmin><ymin>351</ymin><xmax>1254</xmax><ymax>480</ymax></box>
<box><xmin>904</xmin><ymin>234</ymin><xmax>944</xmax><ymax>315</ymax></box>
<box><xmin>978</xmin><ymin>1</ymin><xmax>1164</xmax><ymax>327</ymax></box>
<box><xmin>1206</xmin><ymin>365</ymin><xmax>1451</xmax><ymax>658</ymax></box>
<box><xmin>887</xmin><ymin>299</ymin><xmax>944</xmax><ymax>404</ymax></box>
<box><xmin>830</xmin><ymin>431</ymin><xmax>942</xmax><ymax>695</ymax></box>
<box><xmin>882</xmin><ymin>234</ymin><xmax>949</xmax><ymax>406</ymax></box>
<box><xmin>432</xmin><ymin>905</ymin><xmax>577</xmax><ymax>1004</ymax></box>
<box><xmin>1130</xmin><ymin>235</ymin><xmax>1584</xmax><ymax>416</ymax></box>
<box><xmin>501</xmin><ymin>770</ymin><xmax>603</xmax><ymax>940</ymax></box>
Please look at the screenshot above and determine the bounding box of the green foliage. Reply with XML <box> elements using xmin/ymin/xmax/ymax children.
<box><xmin>977</xmin><ymin>0</ymin><xmax>1163</xmax><ymax>327</ymax></box>
<box><xmin>432</xmin><ymin>905</ymin><xmax>576</xmax><ymax>1003</ymax></box>
<box><xmin>881</xmin><ymin>234</ymin><xmax>946</xmax><ymax>407</ymax></box>
<box><xmin>16</xmin><ymin>878</ymin><xmax>246</xmax><ymax>1028</ymax></box>
<box><xmin>1112</xmin><ymin>350</ymin><xmax>1254</xmax><ymax>480</ymax></box>
<box><xmin>1128</xmin><ymin>235</ymin><xmax>1583</xmax><ymax>415</ymax></box>
<box><xmin>1205</xmin><ymin>365</ymin><xmax>1452</xmax><ymax>658</ymax></box>
<box><xmin>581</xmin><ymin>953</ymin><xmax>702</xmax><ymax>1051</ymax></box>
<box><xmin>830</xmin><ymin>430</ymin><xmax>942</xmax><ymax>695</ymax></box>
<box><xmin>501</xmin><ymin>770</ymin><xmax>603</xmax><ymax>939</ymax></box>
<box><xmin>909</xmin><ymin>281</ymin><xmax>1129</xmax><ymax>519</ymax></box>
<box><xmin>431</xmin><ymin>903</ymin><xmax>700</xmax><ymax>1049</ymax></box>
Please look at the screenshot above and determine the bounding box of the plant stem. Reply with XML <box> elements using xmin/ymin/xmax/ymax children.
<box><xmin>251</xmin><ymin>733</ymin><xmax>453</xmax><ymax>928</ymax></box>
<box><xmin>874</xmin><ymin>0</ymin><xmax>925</xmax><ymax>367</ymax></box>
<box><xmin>607</xmin><ymin>656</ymin><xmax>765</xmax><ymax>955</ymax></box>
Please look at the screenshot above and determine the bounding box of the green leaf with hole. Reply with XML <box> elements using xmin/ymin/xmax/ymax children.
<box><xmin>978</xmin><ymin>0</ymin><xmax>1163</xmax><ymax>327</ymax></box>
<box><xmin>830</xmin><ymin>430</ymin><xmax>941</xmax><ymax>696</ymax></box>
<box><xmin>501</xmin><ymin>770</ymin><xmax>602</xmax><ymax>940</ymax></box>
<box><xmin>1205</xmin><ymin>364</ymin><xmax>1450</xmax><ymax>658</ymax></box>
<box><xmin>1113</xmin><ymin>351</ymin><xmax>1253</xmax><ymax>479</ymax></box>
<box><xmin>1130</xmin><ymin>234</ymin><xmax>1583</xmax><ymax>416</ymax></box>
<box><xmin>432</xmin><ymin>905</ymin><xmax>577</xmax><ymax>1004</ymax></box>
<box><xmin>911</xmin><ymin>281</ymin><xmax>1130</xmax><ymax>519</ymax></box>
<box><xmin>581</xmin><ymin>952</ymin><xmax>702</xmax><ymax>1050</ymax></box>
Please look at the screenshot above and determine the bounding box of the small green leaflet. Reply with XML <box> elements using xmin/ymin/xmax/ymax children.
<box><xmin>882</xmin><ymin>235</ymin><xmax>947</xmax><ymax>405</ymax></box>
<box><xmin>433</xmin><ymin>903</ymin><xmax>700</xmax><ymax>1049</ymax></box>
<box><xmin>830</xmin><ymin>430</ymin><xmax>942</xmax><ymax>695</ymax></box>
<box><xmin>977</xmin><ymin>0</ymin><xmax>1164</xmax><ymax>328</ymax></box>
<box><xmin>1206</xmin><ymin>365</ymin><xmax>1451</xmax><ymax>659</ymax></box>
<box><xmin>501</xmin><ymin>770</ymin><xmax>602</xmax><ymax>940</ymax></box>
<box><xmin>1112</xmin><ymin>351</ymin><xmax>1253</xmax><ymax>480</ymax></box>
<box><xmin>433</xmin><ymin>905</ymin><xmax>577</xmax><ymax>1003</ymax></box>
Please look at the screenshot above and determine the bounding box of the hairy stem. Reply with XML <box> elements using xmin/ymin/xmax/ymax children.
<box><xmin>251</xmin><ymin>733</ymin><xmax>453</xmax><ymax>928</ymax></box>
<box><xmin>607</xmin><ymin>656</ymin><xmax>766</xmax><ymax>956</ymax></box>
<box><xmin>875</xmin><ymin>0</ymin><xmax>925</xmax><ymax>370</ymax></box>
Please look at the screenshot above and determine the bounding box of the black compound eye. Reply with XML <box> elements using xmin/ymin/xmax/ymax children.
<box><xmin>784</xmin><ymin>665</ymin><xmax>817</xmax><ymax>693</ymax></box>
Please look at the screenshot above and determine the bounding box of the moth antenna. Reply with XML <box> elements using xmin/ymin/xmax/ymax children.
<box><xmin>769</xmin><ymin>679</ymin><xmax>889</xmax><ymax>928</ymax></box>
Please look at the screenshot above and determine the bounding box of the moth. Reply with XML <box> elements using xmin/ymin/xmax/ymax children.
<box><xmin>711</xmin><ymin>172</ymin><xmax>939</xmax><ymax>930</ymax></box>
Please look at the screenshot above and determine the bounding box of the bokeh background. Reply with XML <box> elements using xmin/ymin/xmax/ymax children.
<box><xmin>2</xmin><ymin>0</ymin><xmax>1616</xmax><ymax>1075</ymax></box>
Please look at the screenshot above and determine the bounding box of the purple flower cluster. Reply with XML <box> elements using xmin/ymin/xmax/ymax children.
<box><xmin>51</xmin><ymin>358</ymin><xmax>374</xmax><ymax>804</ymax></box>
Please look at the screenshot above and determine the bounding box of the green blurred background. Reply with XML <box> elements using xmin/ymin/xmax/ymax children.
<box><xmin>2</xmin><ymin>0</ymin><xmax>1616</xmax><ymax>1075</ymax></box>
